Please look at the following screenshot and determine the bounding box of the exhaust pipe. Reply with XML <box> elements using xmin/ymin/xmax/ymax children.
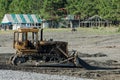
<box><xmin>40</xmin><ymin>28</ymin><xmax>43</xmax><ymax>41</ymax></box>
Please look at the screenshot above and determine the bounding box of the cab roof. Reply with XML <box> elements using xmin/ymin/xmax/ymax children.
<box><xmin>15</xmin><ymin>28</ymin><xmax>39</xmax><ymax>33</ymax></box>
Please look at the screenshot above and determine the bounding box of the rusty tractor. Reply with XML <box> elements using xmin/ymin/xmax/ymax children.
<box><xmin>9</xmin><ymin>28</ymin><xmax>81</xmax><ymax>67</ymax></box>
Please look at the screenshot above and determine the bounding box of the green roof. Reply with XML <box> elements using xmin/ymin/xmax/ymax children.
<box><xmin>2</xmin><ymin>14</ymin><xmax>42</xmax><ymax>24</ymax></box>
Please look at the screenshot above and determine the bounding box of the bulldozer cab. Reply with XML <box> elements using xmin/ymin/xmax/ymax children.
<box><xmin>13</xmin><ymin>28</ymin><xmax>39</xmax><ymax>50</ymax></box>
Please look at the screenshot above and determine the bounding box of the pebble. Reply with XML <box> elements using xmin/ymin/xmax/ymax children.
<box><xmin>0</xmin><ymin>70</ymin><xmax>93</xmax><ymax>80</ymax></box>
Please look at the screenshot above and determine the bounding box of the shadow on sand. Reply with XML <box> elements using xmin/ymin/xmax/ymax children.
<box><xmin>77</xmin><ymin>57</ymin><xmax>119</xmax><ymax>70</ymax></box>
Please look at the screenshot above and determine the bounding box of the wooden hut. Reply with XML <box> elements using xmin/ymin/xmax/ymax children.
<box><xmin>80</xmin><ymin>15</ymin><xmax>110</xmax><ymax>27</ymax></box>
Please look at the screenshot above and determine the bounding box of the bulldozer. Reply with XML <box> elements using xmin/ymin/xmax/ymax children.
<box><xmin>9</xmin><ymin>28</ymin><xmax>80</xmax><ymax>67</ymax></box>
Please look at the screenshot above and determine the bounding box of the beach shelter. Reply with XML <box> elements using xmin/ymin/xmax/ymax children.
<box><xmin>1</xmin><ymin>14</ymin><xmax>42</xmax><ymax>30</ymax></box>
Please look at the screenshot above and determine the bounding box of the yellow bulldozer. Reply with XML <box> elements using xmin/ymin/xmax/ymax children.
<box><xmin>9</xmin><ymin>28</ymin><xmax>80</xmax><ymax>67</ymax></box>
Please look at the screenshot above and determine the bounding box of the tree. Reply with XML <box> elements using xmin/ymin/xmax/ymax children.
<box><xmin>0</xmin><ymin>0</ymin><xmax>12</xmax><ymax>21</ymax></box>
<box><xmin>0</xmin><ymin>0</ymin><xmax>120</xmax><ymax>22</ymax></box>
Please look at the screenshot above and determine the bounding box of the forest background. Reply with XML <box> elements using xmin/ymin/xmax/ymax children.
<box><xmin>0</xmin><ymin>0</ymin><xmax>119</xmax><ymax>22</ymax></box>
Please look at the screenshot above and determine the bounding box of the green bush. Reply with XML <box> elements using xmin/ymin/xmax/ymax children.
<box><xmin>60</xmin><ymin>26</ymin><xmax>66</xmax><ymax>28</ymax></box>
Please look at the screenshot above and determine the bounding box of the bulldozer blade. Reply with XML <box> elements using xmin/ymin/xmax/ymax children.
<box><xmin>74</xmin><ymin>56</ymin><xmax>95</xmax><ymax>69</ymax></box>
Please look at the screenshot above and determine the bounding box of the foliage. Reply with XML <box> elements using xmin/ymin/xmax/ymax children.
<box><xmin>0</xmin><ymin>0</ymin><xmax>119</xmax><ymax>22</ymax></box>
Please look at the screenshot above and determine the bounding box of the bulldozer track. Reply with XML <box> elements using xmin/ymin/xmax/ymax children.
<box><xmin>0</xmin><ymin>54</ymin><xmax>119</xmax><ymax>70</ymax></box>
<box><xmin>0</xmin><ymin>53</ymin><xmax>81</xmax><ymax>72</ymax></box>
